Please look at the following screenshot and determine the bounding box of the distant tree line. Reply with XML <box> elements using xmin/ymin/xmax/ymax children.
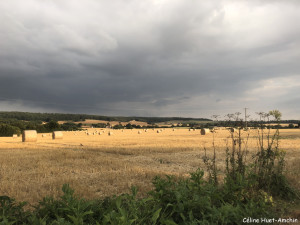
<box><xmin>0</xmin><ymin>119</ymin><xmax>81</xmax><ymax>137</ymax></box>
<box><xmin>111</xmin><ymin>123</ymin><xmax>160</xmax><ymax>129</ymax></box>
<box><xmin>91</xmin><ymin>123</ymin><xmax>107</xmax><ymax>128</ymax></box>
<box><xmin>196</xmin><ymin>120</ymin><xmax>300</xmax><ymax>129</ymax></box>
<box><xmin>0</xmin><ymin>111</ymin><xmax>211</xmax><ymax>124</ymax></box>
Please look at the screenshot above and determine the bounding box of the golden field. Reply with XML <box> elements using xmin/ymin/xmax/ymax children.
<box><xmin>0</xmin><ymin>128</ymin><xmax>299</xmax><ymax>206</ymax></box>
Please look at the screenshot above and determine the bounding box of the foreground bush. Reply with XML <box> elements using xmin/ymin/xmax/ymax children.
<box><xmin>0</xmin><ymin>168</ymin><xmax>286</xmax><ymax>225</ymax></box>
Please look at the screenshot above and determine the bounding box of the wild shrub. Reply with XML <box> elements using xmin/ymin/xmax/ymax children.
<box><xmin>252</xmin><ymin>111</ymin><xmax>299</xmax><ymax>200</ymax></box>
<box><xmin>0</xmin><ymin>171</ymin><xmax>276</xmax><ymax>224</ymax></box>
<box><xmin>0</xmin><ymin>195</ymin><xmax>29</xmax><ymax>224</ymax></box>
<box><xmin>204</xmin><ymin>110</ymin><xmax>299</xmax><ymax>206</ymax></box>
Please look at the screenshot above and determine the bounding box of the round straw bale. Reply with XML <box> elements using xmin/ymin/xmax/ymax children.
<box><xmin>12</xmin><ymin>134</ymin><xmax>18</xmax><ymax>138</ymax></box>
<box><xmin>229</xmin><ymin>128</ymin><xmax>237</xmax><ymax>133</ymax></box>
<box><xmin>108</xmin><ymin>131</ymin><xmax>113</xmax><ymax>136</ymax></box>
<box><xmin>42</xmin><ymin>134</ymin><xmax>46</xmax><ymax>137</ymax></box>
<box><xmin>138</xmin><ymin>131</ymin><xmax>141</xmax><ymax>134</ymax></box>
<box><xmin>22</xmin><ymin>130</ymin><xmax>37</xmax><ymax>142</ymax></box>
<box><xmin>201</xmin><ymin>128</ymin><xmax>210</xmax><ymax>135</ymax></box>
<box><xmin>52</xmin><ymin>131</ymin><xmax>63</xmax><ymax>140</ymax></box>
<box><xmin>157</xmin><ymin>130</ymin><xmax>160</xmax><ymax>133</ymax></box>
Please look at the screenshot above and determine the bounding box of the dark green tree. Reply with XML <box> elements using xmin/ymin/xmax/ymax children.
<box><xmin>0</xmin><ymin>124</ymin><xmax>21</xmax><ymax>137</ymax></box>
<box><xmin>45</xmin><ymin>121</ymin><xmax>60</xmax><ymax>131</ymax></box>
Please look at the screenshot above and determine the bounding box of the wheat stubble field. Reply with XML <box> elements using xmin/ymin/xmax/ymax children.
<box><xmin>0</xmin><ymin>128</ymin><xmax>299</xmax><ymax>205</ymax></box>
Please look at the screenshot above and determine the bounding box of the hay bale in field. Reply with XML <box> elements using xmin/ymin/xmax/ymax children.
<box><xmin>108</xmin><ymin>131</ymin><xmax>113</xmax><ymax>136</ymax></box>
<box><xmin>138</xmin><ymin>131</ymin><xmax>141</xmax><ymax>134</ymax></box>
<box><xmin>12</xmin><ymin>134</ymin><xmax>18</xmax><ymax>138</ymax></box>
<box><xmin>229</xmin><ymin>128</ymin><xmax>237</xmax><ymax>133</ymax></box>
<box><xmin>42</xmin><ymin>134</ymin><xmax>46</xmax><ymax>137</ymax></box>
<box><xmin>157</xmin><ymin>130</ymin><xmax>160</xmax><ymax>133</ymax></box>
<box><xmin>52</xmin><ymin>131</ymin><xmax>63</xmax><ymax>140</ymax></box>
<box><xmin>22</xmin><ymin>130</ymin><xmax>37</xmax><ymax>142</ymax></box>
<box><xmin>98</xmin><ymin>132</ymin><xmax>102</xmax><ymax>135</ymax></box>
<box><xmin>201</xmin><ymin>128</ymin><xmax>210</xmax><ymax>135</ymax></box>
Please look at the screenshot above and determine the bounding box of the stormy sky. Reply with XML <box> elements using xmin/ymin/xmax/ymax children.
<box><xmin>0</xmin><ymin>0</ymin><xmax>299</xmax><ymax>119</ymax></box>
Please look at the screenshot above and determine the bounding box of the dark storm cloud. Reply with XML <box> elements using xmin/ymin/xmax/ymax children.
<box><xmin>0</xmin><ymin>0</ymin><xmax>300</xmax><ymax>119</ymax></box>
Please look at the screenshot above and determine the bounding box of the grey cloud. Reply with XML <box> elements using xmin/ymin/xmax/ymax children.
<box><xmin>0</xmin><ymin>0</ymin><xmax>300</xmax><ymax>119</ymax></box>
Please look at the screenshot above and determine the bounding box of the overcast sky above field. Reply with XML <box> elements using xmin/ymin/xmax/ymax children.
<box><xmin>0</xmin><ymin>0</ymin><xmax>300</xmax><ymax>120</ymax></box>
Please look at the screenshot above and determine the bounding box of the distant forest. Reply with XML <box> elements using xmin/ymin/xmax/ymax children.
<box><xmin>0</xmin><ymin>111</ymin><xmax>211</xmax><ymax>136</ymax></box>
<box><xmin>0</xmin><ymin>111</ymin><xmax>211</xmax><ymax>123</ymax></box>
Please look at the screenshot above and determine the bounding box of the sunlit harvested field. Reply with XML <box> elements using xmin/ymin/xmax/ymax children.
<box><xmin>0</xmin><ymin>128</ymin><xmax>299</xmax><ymax>205</ymax></box>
